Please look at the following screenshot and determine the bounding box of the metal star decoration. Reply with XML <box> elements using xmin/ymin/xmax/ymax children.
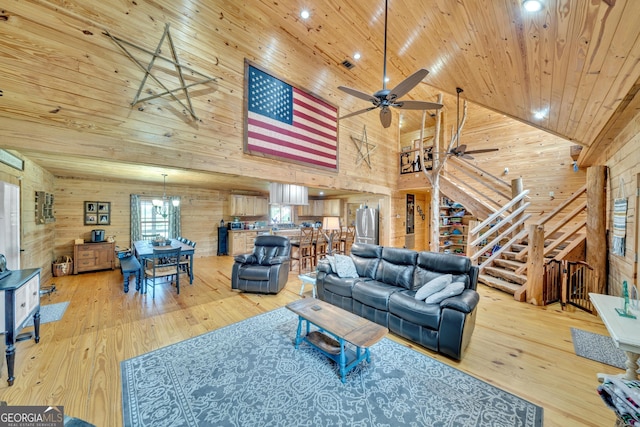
<box><xmin>104</xmin><ymin>23</ymin><xmax>217</xmax><ymax>121</ymax></box>
<box><xmin>351</xmin><ymin>125</ymin><xmax>376</xmax><ymax>168</ymax></box>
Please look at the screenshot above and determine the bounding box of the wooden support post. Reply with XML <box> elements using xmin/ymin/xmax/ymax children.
<box><xmin>512</xmin><ymin>178</ymin><xmax>524</xmax><ymax>238</ymax></box>
<box><xmin>586</xmin><ymin>165</ymin><xmax>607</xmax><ymax>295</ymax></box>
<box><xmin>522</xmin><ymin>223</ymin><xmax>545</xmax><ymax>304</ymax></box>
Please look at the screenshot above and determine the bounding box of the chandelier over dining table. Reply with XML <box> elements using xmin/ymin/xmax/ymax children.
<box><xmin>153</xmin><ymin>173</ymin><xmax>179</xmax><ymax>218</ymax></box>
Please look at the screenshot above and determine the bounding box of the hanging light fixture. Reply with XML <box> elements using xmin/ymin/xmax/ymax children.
<box><xmin>269</xmin><ymin>183</ymin><xmax>309</xmax><ymax>205</ymax></box>
<box><xmin>152</xmin><ymin>174</ymin><xmax>179</xmax><ymax>218</ymax></box>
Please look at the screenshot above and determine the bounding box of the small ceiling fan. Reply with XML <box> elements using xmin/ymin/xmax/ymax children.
<box><xmin>337</xmin><ymin>0</ymin><xmax>443</xmax><ymax>128</ymax></box>
<box><xmin>442</xmin><ymin>88</ymin><xmax>499</xmax><ymax>159</ymax></box>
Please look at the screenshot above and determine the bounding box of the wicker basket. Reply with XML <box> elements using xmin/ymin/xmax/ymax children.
<box><xmin>52</xmin><ymin>255</ymin><xmax>73</xmax><ymax>277</ymax></box>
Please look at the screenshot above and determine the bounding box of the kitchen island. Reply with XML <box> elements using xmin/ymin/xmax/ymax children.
<box><xmin>227</xmin><ymin>228</ymin><xmax>301</xmax><ymax>256</ymax></box>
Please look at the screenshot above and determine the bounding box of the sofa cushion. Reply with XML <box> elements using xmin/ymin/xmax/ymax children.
<box><xmin>350</xmin><ymin>243</ymin><xmax>383</xmax><ymax>279</ymax></box>
<box><xmin>375</xmin><ymin>247</ymin><xmax>418</xmax><ymax>289</ymax></box>
<box><xmin>352</xmin><ymin>280</ymin><xmax>400</xmax><ymax>311</ymax></box>
<box><xmin>415</xmin><ymin>274</ymin><xmax>452</xmax><ymax>300</ymax></box>
<box><xmin>413</xmin><ymin>252</ymin><xmax>472</xmax><ymax>290</ymax></box>
<box><xmin>334</xmin><ymin>254</ymin><xmax>359</xmax><ymax>278</ymax></box>
<box><xmin>424</xmin><ymin>281</ymin><xmax>466</xmax><ymax>304</ymax></box>
<box><xmin>389</xmin><ymin>291</ymin><xmax>442</xmax><ymax>329</ymax></box>
<box><xmin>322</xmin><ymin>274</ymin><xmax>365</xmax><ymax>297</ymax></box>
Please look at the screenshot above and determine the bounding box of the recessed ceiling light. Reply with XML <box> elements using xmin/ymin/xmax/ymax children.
<box><xmin>300</xmin><ymin>9</ymin><xmax>310</xmax><ymax>19</ymax></box>
<box><xmin>353</xmin><ymin>52</ymin><xmax>361</xmax><ymax>60</ymax></box>
<box><xmin>523</xmin><ymin>0</ymin><xmax>543</xmax><ymax>12</ymax></box>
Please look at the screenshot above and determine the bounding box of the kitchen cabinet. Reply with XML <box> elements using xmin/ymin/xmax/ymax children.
<box><xmin>228</xmin><ymin>230</ymin><xmax>259</xmax><ymax>256</ymax></box>
<box><xmin>74</xmin><ymin>241</ymin><xmax>115</xmax><ymax>274</ymax></box>
<box><xmin>254</xmin><ymin>197</ymin><xmax>269</xmax><ymax>216</ymax></box>
<box><xmin>298</xmin><ymin>199</ymin><xmax>342</xmax><ymax>217</ymax></box>
<box><xmin>229</xmin><ymin>195</ymin><xmax>269</xmax><ymax>217</ymax></box>
<box><xmin>0</xmin><ymin>268</ymin><xmax>41</xmax><ymax>386</ymax></box>
<box><xmin>323</xmin><ymin>199</ymin><xmax>341</xmax><ymax>216</ymax></box>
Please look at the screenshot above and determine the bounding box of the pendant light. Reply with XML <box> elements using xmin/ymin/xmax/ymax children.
<box><xmin>152</xmin><ymin>174</ymin><xmax>179</xmax><ymax>218</ymax></box>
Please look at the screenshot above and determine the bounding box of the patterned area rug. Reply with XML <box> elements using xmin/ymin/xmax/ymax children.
<box><xmin>24</xmin><ymin>301</ymin><xmax>70</xmax><ymax>327</ymax></box>
<box><xmin>571</xmin><ymin>327</ymin><xmax>627</xmax><ymax>370</ymax></box>
<box><xmin>122</xmin><ymin>308</ymin><xmax>543</xmax><ymax>427</ymax></box>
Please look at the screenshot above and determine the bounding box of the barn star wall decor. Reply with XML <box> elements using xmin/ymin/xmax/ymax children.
<box><xmin>104</xmin><ymin>23</ymin><xmax>217</xmax><ymax>121</ymax></box>
<box><xmin>351</xmin><ymin>125</ymin><xmax>376</xmax><ymax>168</ymax></box>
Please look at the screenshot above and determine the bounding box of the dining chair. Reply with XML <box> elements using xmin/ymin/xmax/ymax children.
<box><xmin>340</xmin><ymin>226</ymin><xmax>355</xmax><ymax>255</ymax></box>
<box><xmin>179</xmin><ymin>240</ymin><xmax>196</xmax><ymax>278</ymax></box>
<box><xmin>143</xmin><ymin>246</ymin><xmax>182</xmax><ymax>298</ymax></box>
<box><xmin>314</xmin><ymin>226</ymin><xmax>328</xmax><ymax>264</ymax></box>
<box><xmin>290</xmin><ymin>227</ymin><xmax>313</xmax><ymax>273</ymax></box>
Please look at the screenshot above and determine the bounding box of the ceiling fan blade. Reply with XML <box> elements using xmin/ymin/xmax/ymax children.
<box><xmin>393</xmin><ymin>100</ymin><xmax>444</xmax><ymax>110</ymax></box>
<box><xmin>380</xmin><ymin>107</ymin><xmax>392</xmax><ymax>128</ymax></box>
<box><xmin>339</xmin><ymin>106</ymin><xmax>378</xmax><ymax>120</ymax></box>
<box><xmin>386</xmin><ymin>68</ymin><xmax>429</xmax><ymax>101</ymax></box>
<box><xmin>464</xmin><ymin>148</ymin><xmax>500</xmax><ymax>154</ymax></box>
<box><xmin>338</xmin><ymin>86</ymin><xmax>378</xmax><ymax>103</ymax></box>
<box><xmin>462</xmin><ymin>154</ymin><xmax>475</xmax><ymax>160</ymax></box>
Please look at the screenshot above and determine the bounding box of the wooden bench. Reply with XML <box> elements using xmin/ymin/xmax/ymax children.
<box><xmin>120</xmin><ymin>256</ymin><xmax>141</xmax><ymax>293</ymax></box>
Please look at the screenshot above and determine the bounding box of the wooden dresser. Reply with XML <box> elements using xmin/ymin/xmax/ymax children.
<box><xmin>74</xmin><ymin>241</ymin><xmax>115</xmax><ymax>274</ymax></box>
<box><xmin>0</xmin><ymin>268</ymin><xmax>41</xmax><ymax>386</ymax></box>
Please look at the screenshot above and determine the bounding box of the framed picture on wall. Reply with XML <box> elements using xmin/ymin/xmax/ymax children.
<box><xmin>85</xmin><ymin>201</ymin><xmax>110</xmax><ymax>225</ymax></box>
<box><xmin>85</xmin><ymin>214</ymin><xmax>97</xmax><ymax>225</ymax></box>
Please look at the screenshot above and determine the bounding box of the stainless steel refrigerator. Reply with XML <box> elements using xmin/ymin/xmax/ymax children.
<box><xmin>355</xmin><ymin>207</ymin><xmax>379</xmax><ymax>245</ymax></box>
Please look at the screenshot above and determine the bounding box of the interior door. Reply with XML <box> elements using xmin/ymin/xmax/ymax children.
<box><xmin>0</xmin><ymin>181</ymin><xmax>20</xmax><ymax>270</ymax></box>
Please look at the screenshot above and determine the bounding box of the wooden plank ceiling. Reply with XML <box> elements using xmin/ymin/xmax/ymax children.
<box><xmin>1</xmin><ymin>0</ymin><xmax>639</xmax><ymax>191</ymax></box>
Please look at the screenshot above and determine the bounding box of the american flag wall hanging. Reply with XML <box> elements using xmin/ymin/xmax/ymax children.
<box><xmin>244</xmin><ymin>61</ymin><xmax>338</xmax><ymax>171</ymax></box>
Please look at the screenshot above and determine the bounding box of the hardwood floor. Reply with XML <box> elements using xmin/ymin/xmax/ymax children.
<box><xmin>0</xmin><ymin>256</ymin><xmax>618</xmax><ymax>426</ymax></box>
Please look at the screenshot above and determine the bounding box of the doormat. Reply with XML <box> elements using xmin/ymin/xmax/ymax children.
<box><xmin>571</xmin><ymin>327</ymin><xmax>627</xmax><ymax>370</ymax></box>
<box><xmin>24</xmin><ymin>301</ymin><xmax>70</xmax><ymax>327</ymax></box>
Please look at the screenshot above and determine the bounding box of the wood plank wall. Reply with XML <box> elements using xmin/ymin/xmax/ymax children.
<box><xmin>0</xmin><ymin>151</ymin><xmax>55</xmax><ymax>283</ymax></box>
<box><xmin>605</xmin><ymin>109</ymin><xmax>640</xmax><ymax>296</ymax></box>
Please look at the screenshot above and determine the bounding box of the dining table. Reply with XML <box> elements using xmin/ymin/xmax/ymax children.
<box><xmin>133</xmin><ymin>239</ymin><xmax>195</xmax><ymax>285</ymax></box>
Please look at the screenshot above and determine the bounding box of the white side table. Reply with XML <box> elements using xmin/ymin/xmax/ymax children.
<box><xmin>298</xmin><ymin>272</ymin><xmax>317</xmax><ymax>298</ymax></box>
<box><xmin>589</xmin><ymin>293</ymin><xmax>640</xmax><ymax>380</ymax></box>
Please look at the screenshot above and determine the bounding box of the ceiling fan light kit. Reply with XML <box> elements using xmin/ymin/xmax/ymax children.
<box><xmin>338</xmin><ymin>0</ymin><xmax>443</xmax><ymax>128</ymax></box>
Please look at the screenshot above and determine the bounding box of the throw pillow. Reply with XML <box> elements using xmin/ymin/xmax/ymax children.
<box><xmin>424</xmin><ymin>281</ymin><xmax>466</xmax><ymax>304</ymax></box>
<box><xmin>414</xmin><ymin>274</ymin><xmax>452</xmax><ymax>300</ymax></box>
<box><xmin>324</xmin><ymin>255</ymin><xmax>337</xmax><ymax>274</ymax></box>
<box><xmin>334</xmin><ymin>254</ymin><xmax>358</xmax><ymax>278</ymax></box>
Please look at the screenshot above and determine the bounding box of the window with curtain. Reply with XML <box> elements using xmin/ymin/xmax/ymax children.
<box><xmin>130</xmin><ymin>194</ymin><xmax>181</xmax><ymax>243</ymax></box>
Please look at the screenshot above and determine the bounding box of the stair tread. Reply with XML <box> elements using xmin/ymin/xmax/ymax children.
<box><xmin>493</xmin><ymin>258</ymin><xmax>525</xmax><ymax>271</ymax></box>
<box><xmin>478</xmin><ymin>274</ymin><xmax>522</xmax><ymax>294</ymax></box>
<box><xmin>483</xmin><ymin>266</ymin><xmax>527</xmax><ymax>285</ymax></box>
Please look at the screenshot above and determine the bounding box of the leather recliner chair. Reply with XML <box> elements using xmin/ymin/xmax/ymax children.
<box><xmin>231</xmin><ymin>235</ymin><xmax>291</xmax><ymax>294</ymax></box>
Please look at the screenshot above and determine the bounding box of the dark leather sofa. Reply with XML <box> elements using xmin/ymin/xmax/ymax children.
<box><xmin>231</xmin><ymin>235</ymin><xmax>291</xmax><ymax>294</ymax></box>
<box><xmin>316</xmin><ymin>242</ymin><xmax>480</xmax><ymax>360</ymax></box>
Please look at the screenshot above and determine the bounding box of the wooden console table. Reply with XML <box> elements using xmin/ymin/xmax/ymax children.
<box><xmin>589</xmin><ymin>293</ymin><xmax>640</xmax><ymax>380</ymax></box>
<box><xmin>0</xmin><ymin>268</ymin><xmax>41</xmax><ymax>386</ymax></box>
<box><xmin>74</xmin><ymin>241</ymin><xmax>115</xmax><ymax>274</ymax></box>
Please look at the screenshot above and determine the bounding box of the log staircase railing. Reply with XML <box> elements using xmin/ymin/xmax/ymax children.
<box><xmin>465</xmin><ymin>190</ymin><xmax>531</xmax><ymax>270</ymax></box>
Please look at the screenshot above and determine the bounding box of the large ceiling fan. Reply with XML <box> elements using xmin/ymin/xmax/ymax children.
<box><xmin>338</xmin><ymin>0</ymin><xmax>443</xmax><ymax>128</ymax></box>
<box><xmin>443</xmin><ymin>88</ymin><xmax>499</xmax><ymax>159</ymax></box>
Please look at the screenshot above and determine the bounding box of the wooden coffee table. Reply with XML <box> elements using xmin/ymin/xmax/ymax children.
<box><xmin>286</xmin><ymin>298</ymin><xmax>388</xmax><ymax>383</ymax></box>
